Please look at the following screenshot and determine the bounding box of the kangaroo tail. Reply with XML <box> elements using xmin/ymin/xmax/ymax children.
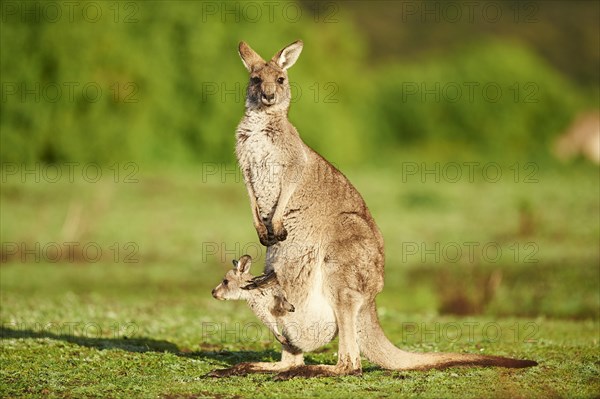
<box><xmin>357</xmin><ymin>301</ymin><xmax>537</xmax><ymax>370</ymax></box>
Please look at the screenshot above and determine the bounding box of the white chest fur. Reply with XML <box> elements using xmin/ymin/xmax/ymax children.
<box><xmin>236</xmin><ymin>112</ymin><xmax>285</xmax><ymax>220</ymax></box>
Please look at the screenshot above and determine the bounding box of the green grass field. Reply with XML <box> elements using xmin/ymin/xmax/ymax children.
<box><xmin>1</xmin><ymin>157</ymin><xmax>598</xmax><ymax>398</ymax></box>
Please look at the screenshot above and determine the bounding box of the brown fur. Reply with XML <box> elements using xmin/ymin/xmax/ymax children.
<box><xmin>211</xmin><ymin>255</ymin><xmax>294</xmax><ymax>346</ymax></box>
<box><xmin>210</xmin><ymin>40</ymin><xmax>537</xmax><ymax>379</ymax></box>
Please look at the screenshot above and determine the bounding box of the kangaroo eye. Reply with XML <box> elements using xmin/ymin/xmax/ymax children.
<box><xmin>251</xmin><ymin>77</ymin><xmax>262</xmax><ymax>84</ymax></box>
<box><xmin>277</xmin><ymin>77</ymin><xmax>285</xmax><ymax>84</ymax></box>
<box><xmin>222</xmin><ymin>279</ymin><xmax>229</xmax><ymax>286</ymax></box>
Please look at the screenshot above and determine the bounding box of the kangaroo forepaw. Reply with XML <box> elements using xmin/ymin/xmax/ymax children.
<box><xmin>273</xmin><ymin>222</ymin><xmax>288</xmax><ymax>242</ymax></box>
<box><xmin>257</xmin><ymin>224</ymin><xmax>278</xmax><ymax>247</ymax></box>
<box><xmin>259</xmin><ymin>233</ymin><xmax>279</xmax><ymax>247</ymax></box>
<box><xmin>274</xmin><ymin>334</ymin><xmax>289</xmax><ymax>346</ymax></box>
<box><xmin>275</xmin><ymin>228</ymin><xmax>287</xmax><ymax>242</ymax></box>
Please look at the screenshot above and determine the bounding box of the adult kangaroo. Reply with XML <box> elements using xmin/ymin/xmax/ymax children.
<box><xmin>212</xmin><ymin>40</ymin><xmax>537</xmax><ymax>379</ymax></box>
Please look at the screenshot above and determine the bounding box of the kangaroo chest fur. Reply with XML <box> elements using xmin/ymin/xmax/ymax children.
<box><xmin>235</xmin><ymin>111</ymin><xmax>337</xmax><ymax>351</ymax></box>
<box><xmin>236</xmin><ymin>112</ymin><xmax>292</xmax><ymax>221</ymax></box>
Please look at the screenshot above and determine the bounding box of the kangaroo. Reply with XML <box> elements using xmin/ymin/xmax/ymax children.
<box><xmin>211</xmin><ymin>255</ymin><xmax>295</xmax><ymax>346</ymax></box>
<box><xmin>553</xmin><ymin>111</ymin><xmax>600</xmax><ymax>164</ymax></box>
<box><xmin>211</xmin><ymin>40</ymin><xmax>537</xmax><ymax>379</ymax></box>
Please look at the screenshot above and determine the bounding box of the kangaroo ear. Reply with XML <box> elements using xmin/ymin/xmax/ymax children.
<box><xmin>236</xmin><ymin>255</ymin><xmax>252</xmax><ymax>274</ymax></box>
<box><xmin>239</xmin><ymin>41</ymin><xmax>265</xmax><ymax>72</ymax></box>
<box><xmin>273</xmin><ymin>40</ymin><xmax>303</xmax><ymax>70</ymax></box>
<box><xmin>232</xmin><ymin>259</ymin><xmax>238</xmax><ymax>269</ymax></box>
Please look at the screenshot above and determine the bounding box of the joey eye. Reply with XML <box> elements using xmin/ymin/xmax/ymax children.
<box><xmin>222</xmin><ymin>279</ymin><xmax>229</xmax><ymax>286</ymax></box>
<box><xmin>277</xmin><ymin>77</ymin><xmax>285</xmax><ymax>84</ymax></box>
<box><xmin>251</xmin><ymin>76</ymin><xmax>262</xmax><ymax>84</ymax></box>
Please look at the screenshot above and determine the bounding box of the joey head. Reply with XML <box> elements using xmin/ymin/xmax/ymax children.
<box><xmin>212</xmin><ymin>255</ymin><xmax>294</xmax><ymax>345</ymax></box>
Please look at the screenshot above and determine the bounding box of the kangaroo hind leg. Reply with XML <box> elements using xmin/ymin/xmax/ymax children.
<box><xmin>207</xmin><ymin>345</ymin><xmax>304</xmax><ymax>377</ymax></box>
<box><xmin>274</xmin><ymin>288</ymin><xmax>363</xmax><ymax>380</ymax></box>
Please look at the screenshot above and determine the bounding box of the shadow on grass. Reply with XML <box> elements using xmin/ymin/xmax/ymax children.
<box><xmin>181</xmin><ymin>347</ymin><xmax>282</xmax><ymax>366</ymax></box>
<box><xmin>0</xmin><ymin>326</ymin><xmax>285</xmax><ymax>367</ymax></box>
<box><xmin>181</xmin><ymin>346</ymin><xmax>380</xmax><ymax>372</ymax></box>
<box><xmin>1</xmin><ymin>327</ymin><xmax>381</xmax><ymax>373</ymax></box>
<box><xmin>0</xmin><ymin>326</ymin><xmax>180</xmax><ymax>353</ymax></box>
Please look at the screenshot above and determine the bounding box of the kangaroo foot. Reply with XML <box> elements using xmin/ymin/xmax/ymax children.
<box><xmin>206</xmin><ymin>362</ymin><xmax>265</xmax><ymax>378</ymax></box>
<box><xmin>207</xmin><ymin>361</ymin><xmax>295</xmax><ymax>378</ymax></box>
<box><xmin>273</xmin><ymin>365</ymin><xmax>362</xmax><ymax>381</ymax></box>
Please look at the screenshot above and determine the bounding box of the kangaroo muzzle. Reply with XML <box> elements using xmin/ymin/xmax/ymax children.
<box><xmin>261</xmin><ymin>92</ymin><xmax>276</xmax><ymax>105</ymax></box>
<box><xmin>211</xmin><ymin>287</ymin><xmax>223</xmax><ymax>300</ymax></box>
<box><xmin>260</xmin><ymin>82</ymin><xmax>277</xmax><ymax>106</ymax></box>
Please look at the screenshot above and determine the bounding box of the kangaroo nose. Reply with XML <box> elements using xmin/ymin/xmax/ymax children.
<box><xmin>211</xmin><ymin>288</ymin><xmax>216</xmax><ymax>298</ymax></box>
<box><xmin>262</xmin><ymin>93</ymin><xmax>275</xmax><ymax>102</ymax></box>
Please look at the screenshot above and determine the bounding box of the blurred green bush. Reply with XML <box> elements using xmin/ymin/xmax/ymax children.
<box><xmin>373</xmin><ymin>40</ymin><xmax>585</xmax><ymax>156</ymax></box>
<box><xmin>0</xmin><ymin>2</ymin><xmax>588</xmax><ymax>166</ymax></box>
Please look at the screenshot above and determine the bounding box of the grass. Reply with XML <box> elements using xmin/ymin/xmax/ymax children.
<box><xmin>1</xmin><ymin>156</ymin><xmax>599</xmax><ymax>398</ymax></box>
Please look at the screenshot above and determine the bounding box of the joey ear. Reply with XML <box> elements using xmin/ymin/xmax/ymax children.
<box><xmin>238</xmin><ymin>41</ymin><xmax>265</xmax><ymax>72</ymax></box>
<box><xmin>236</xmin><ymin>255</ymin><xmax>252</xmax><ymax>274</ymax></box>
<box><xmin>232</xmin><ymin>259</ymin><xmax>238</xmax><ymax>269</ymax></box>
<box><xmin>273</xmin><ymin>40</ymin><xmax>303</xmax><ymax>70</ymax></box>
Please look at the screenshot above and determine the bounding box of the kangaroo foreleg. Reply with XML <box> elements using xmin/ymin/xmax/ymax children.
<box><xmin>271</xmin><ymin>160</ymin><xmax>305</xmax><ymax>241</ymax></box>
<box><xmin>241</xmin><ymin>167</ymin><xmax>273</xmax><ymax>246</ymax></box>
